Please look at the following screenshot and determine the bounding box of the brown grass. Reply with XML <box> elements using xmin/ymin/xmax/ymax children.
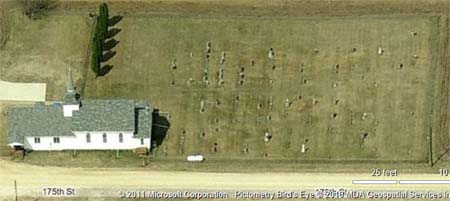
<box><xmin>1</xmin><ymin>0</ymin><xmax>450</xmax><ymax>170</ymax></box>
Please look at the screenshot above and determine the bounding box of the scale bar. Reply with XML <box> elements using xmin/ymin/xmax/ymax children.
<box><xmin>399</xmin><ymin>180</ymin><xmax>450</xmax><ymax>184</ymax></box>
<box><xmin>352</xmin><ymin>180</ymin><xmax>397</xmax><ymax>184</ymax></box>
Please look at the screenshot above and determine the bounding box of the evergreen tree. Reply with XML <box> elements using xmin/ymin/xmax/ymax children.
<box><xmin>91</xmin><ymin>34</ymin><xmax>101</xmax><ymax>75</ymax></box>
<box><xmin>99</xmin><ymin>3</ymin><xmax>109</xmax><ymax>37</ymax></box>
<box><xmin>90</xmin><ymin>3</ymin><xmax>110</xmax><ymax>76</ymax></box>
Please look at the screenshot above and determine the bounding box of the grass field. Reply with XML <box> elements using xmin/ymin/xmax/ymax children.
<box><xmin>0</xmin><ymin>0</ymin><xmax>449</xmax><ymax>170</ymax></box>
<box><xmin>84</xmin><ymin>14</ymin><xmax>444</xmax><ymax>162</ymax></box>
<box><xmin>21</xmin><ymin>150</ymin><xmax>147</xmax><ymax>168</ymax></box>
<box><xmin>0</xmin><ymin>2</ymin><xmax>91</xmax><ymax>100</ymax></box>
<box><xmin>0</xmin><ymin>104</ymin><xmax>9</xmax><ymax>156</ymax></box>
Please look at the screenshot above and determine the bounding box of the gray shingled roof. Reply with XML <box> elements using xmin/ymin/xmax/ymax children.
<box><xmin>8</xmin><ymin>99</ymin><xmax>154</xmax><ymax>144</ymax></box>
<box><xmin>8</xmin><ymin>105</ymin><xmax>72</xmax><ymax>144</ymax></box>
<box><xmin>72</xmin><ymin>100</ymin><xmax>135</xmax><ymax>132</ymax></box>
<box><xmin>63</xmin><ymin>91</ymin><xmax>79</xmax><ymax>105</ymax></box>
<box><xmin>135</xmin><ymin>107</ymin><xmax>153</xmax><ymax>138</ymax></box>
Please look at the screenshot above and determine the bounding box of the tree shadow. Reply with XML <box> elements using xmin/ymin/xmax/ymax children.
<box><xmin>108</xmin><ymin>15</ymin><xmax>123</xmax><ymax>27</ymax></box>
<box><xmin>46</xmin><ymin>0</ymin><xmax>59</xmax><ymax>9</ymax></box>
<box><xmin>103</xmin><ymin>38</ymin><xmax>119</xmax><ymax>51</ymax></box>
<box><xmin>151</xmin><ymin>109</ymin><xmax>170</xmax><ymax>150</ymax></box>
<box><xmin>100</xmin><ymin>50</ymin><xmax>116</xmax><ymax>62</ymax></box>
<box><xmin>97</xmin><ymin>64</ymin><xmax>114</xmax><ymax>76</ymax></box>
<box><xmin>75</xmin><ymin>93</ymin><xmax>81</xmax><ymax>100</ymax></box>
<box><xmin>20</xmin><ymin>0</ymin><xmax>58</xmax><ymax>19</ymax></box>
<box><xmin>106</xmin><ymin>28</ymin><xmax>121</xmax><ymax>39</ymax></box>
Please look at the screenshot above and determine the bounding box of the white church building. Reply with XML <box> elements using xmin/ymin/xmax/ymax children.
<box><xmin>7</xmin><ymin>67</ymin><xmax>154</xmax><ymax>151</ymax></box>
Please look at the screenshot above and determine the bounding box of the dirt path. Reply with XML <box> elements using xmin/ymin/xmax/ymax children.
<box><xmin>0</xmin><ymin>80</ymin><xmax>46</xmax><ymax>102</ymax></box>
<box><xmin>1</xmin><ymin>159</ymin><xmax>450</xmax><ymax>199</ymax></box>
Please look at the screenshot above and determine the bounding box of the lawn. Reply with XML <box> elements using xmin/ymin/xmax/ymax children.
<box><xmin>0</xmin><ymin>104</ymin><xmax>9</xmax><ymax>156</ymax></box>
<box><xmin>0</xmin><ymin>4</ymin><xmax>92</xmax><ymax>100</ymax></box>
<box><xmin>85</xmin><ymin>14</ymin><xmax>444</xmax><ymax>163</ymax></box>
<box><xmin>22</xmin><ymin>150</ymin><xmax>147</xmax><ymax>168</ymax></box>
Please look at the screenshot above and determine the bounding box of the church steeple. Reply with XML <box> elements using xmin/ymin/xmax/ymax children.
<box><xmin>66</xmin><ymin>65</ymin><xmax>75</xmax><ymax>93</ymax></box>
<box><xmin>63</xmin><ymin>65</ymin><xmax>80</xmax><ymax>117</ymax></box>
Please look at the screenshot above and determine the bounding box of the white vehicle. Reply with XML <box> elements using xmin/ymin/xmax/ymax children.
<box><xmin>187</xmin><ymin>154</ymin><xmax>205</xmax><ymax>162</ymax></box>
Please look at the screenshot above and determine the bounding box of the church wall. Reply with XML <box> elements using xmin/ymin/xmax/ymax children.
<box><xmin>63</xmin><ymin>104</ymin><xmax>79</xmax><ymax>117</ymax></box>
<box><xmin>72</xmin><ymin>131</ymin><xmax>150</xmax><ymax>150</ymax></box>
<box><xmin>25</xmin><ymin>136</ymin><xmax>76</xmax><ymax>151</ymax></box>
<box><xmin>24</xmin><ymin>132</ymin><xmax>150</xmax><ymax>150</ymax></box>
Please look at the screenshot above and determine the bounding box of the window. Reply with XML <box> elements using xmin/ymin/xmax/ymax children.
<box><xmin>34</xmin><ymin>137</ymin><xmax>40</xmax><ymax>144</ymax></box>
<box><xmin>86</xmin><ymin>133</ymin><xmax>91</xmax><ymax>143</ymax></box>
<box><xmin>141</xmin><ymin>138</ymin><xmax>144</xmax><ymax>145</ymax></box>
<box><xmin>119</xmin><ymin>133</ymin><xmax>123</xmax><ymax>143</ymax></box>
<box><xmin>103</xmin><ymin>133</ymin><xmax>107</xmax><ymax>143</ymax></box>
<box><xmin>53</xmin><ymin>137</ymin><xmax>60</xmax><ymax>143</ymax></box>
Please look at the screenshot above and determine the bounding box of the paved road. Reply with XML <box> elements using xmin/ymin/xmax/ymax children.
<box><xmin>1</xmin><ymin>160</ymin><xmax>450</xmax><ymax>199</ymax></box>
